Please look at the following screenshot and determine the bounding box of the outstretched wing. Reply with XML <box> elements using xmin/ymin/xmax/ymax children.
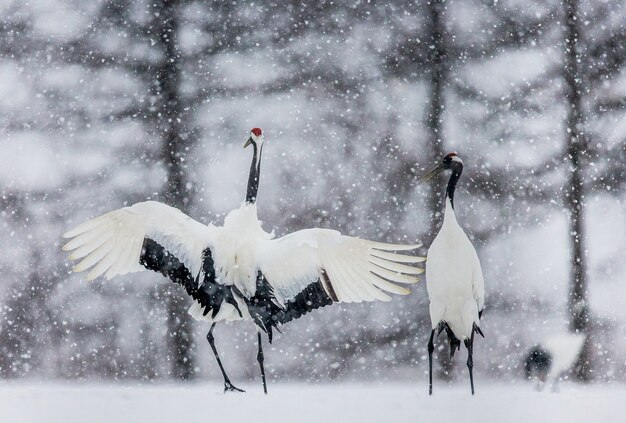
<box><xmin>62</xmin><ymin>201</ymin><xmax>214</xmax><ymax>281</ymax></box>
<box><xmin>63</xmin><ymin>201</ymin><xmax>247</xmax><ymax>322</ymax></box>
<box><xmin>256</xmin><ymin>228</ymin><xmax>424</xmax><ymax>317</ymax></box>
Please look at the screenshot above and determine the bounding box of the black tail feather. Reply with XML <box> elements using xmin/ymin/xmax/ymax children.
<box><xmin>437</xmin><ymin>324</ymin><xmax>445</xmax><ymax>337</ymax></box>
<box><xmin>473</xmin><ymin>323</ymin><xmax>485</xmax><ymax>338</ymax></box>
<box><xmin>436</xmin><ymin>323</ymin><xmax>461</xmax><ymax>358</ymax></box>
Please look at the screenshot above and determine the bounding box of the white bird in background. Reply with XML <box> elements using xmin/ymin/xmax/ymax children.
<box><xmin>524</xmin><ymin>332</ymin><xmax>586</xmax><ymax>391</ymax></box>
<box><xmin>63</xmin><ymin>128</ymin><xmax>424</xmax><ymax>394</ymax></box>
<box><xmin>422</xmin><ymin>152</ymin><xmax>485</xmax><ymax>395</ymax></box>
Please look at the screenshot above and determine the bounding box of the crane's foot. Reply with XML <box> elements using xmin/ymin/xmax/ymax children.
<box><xmin>224</xmin><ymin>381</ymin><xmax>245</xmax><ymax>393</ymax></box>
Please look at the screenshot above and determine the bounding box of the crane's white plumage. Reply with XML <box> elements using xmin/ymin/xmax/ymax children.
<box><xmin>542</xmin><ymin>333</ymin><xmax>586</xmax><ymax>382</ymax></box>
<box><xmin>427</xmin><ymin>198</ymin><xmax>484</xmax><ymax>339</ymax></box>
<box><xmin>423</xmin><ymin>152</ymin><xmax>484</xmax><ymax>395</ymax></box>
<box><xmin>258</xmin><ymin>229</ymin><xmax>423</xmax><ymax>305</ymax></box>
<box><xmin>63</xmin><ymin>201</ymin><xmax>423</xmax><ymax>322</ymax></box>
<box><xmin>525</xmin><ymin>332</ymin><xmax>586</xmax><ymax>390</ymax></box>
<box><xmin>63</xmin><ymin>201</ymin><xmax>213</xmax><ymax>281</ymax></box>
<box><xmin>62</xmin><ymin>127</ymin><xmax>425</xmax><ymax>394</ymax></box>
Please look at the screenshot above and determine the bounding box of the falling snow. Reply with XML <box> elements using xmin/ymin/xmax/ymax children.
<box><xmin>0</xmin><ymin>0</ymin><xmax>625</xmax><ymax>420</ymax></box>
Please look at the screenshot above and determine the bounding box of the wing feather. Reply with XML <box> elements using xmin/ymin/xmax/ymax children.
<box><xmin>63</xmin><ymin>214</ymin><xmax>111</xmax><ymax>238</ymax></box>
<box><xmin>368</xmin><ymin>263</ymin><xmax>421</xmax><ymax>284</ymax></box>
<box><xmin>367</xmin><ymin>240</ymin><xmax>422</xmax><ymax>251</ymax></box>
<box><xmin>369</xmin><ymin>249</ymin><xmax>426</xmax><ymax>263</ymax></box>
<box><xmin>257</xmin><ymin>228</ymin><xmax>423</xmax><ymax>304</ymax></box>
<box><xmin>88</xmin><ymin>246</ymin><xmax>119</xmax><ymax>281</ymax></box>
<box><xmin>325</xmin><ymin>253</ymin><xmax>360</xmax><ymax>301</ymax></box>
<box><xmin>327</xmin><ymin>253</ymin><xmax>371</xmax><ymax>302</ymax></box>
<box><xmin>73</xmin><ymin>238</ymin><xmax>114</xmax><ymax>272</ymax></box>
<box><xmin>368</xmin><ymin>256</ymin><xmax>424</xmax><ymax>275</ymax></box>
<box><xmin>63</xmin><ymin>201</ymin><xmax>214</xmax><ymax>281</ymax></box>
<box><xmin>62</xmin><ymin>228</ymin><xmax>107</xmax><ymax>252</ymax></box>
<box><xmin>68</xmin><ymin>232</ymin><xmax>112</xmax><ymax>260</ymax></box>
<box><xmin>111</xmin><ymin>236</ymin><xmax>137</xmax><ymax>275</ymax></box>
<box><xmin>341</xmin><ymin>260</ymin><xmax>391</xmax><ymax>302</ymax></box>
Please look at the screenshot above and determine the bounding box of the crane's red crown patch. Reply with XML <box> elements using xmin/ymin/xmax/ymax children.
<box><xmin>445</xmin><ymin>152</ymin><xmax>458</xmax><ymax>159</ymax></box>
<box><xmin>251</xmin><ymin>128</ymin><xmax>262</xmax><ymax>137</ymax></box>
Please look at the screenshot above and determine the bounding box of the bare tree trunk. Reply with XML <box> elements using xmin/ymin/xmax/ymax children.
<box><xmin>425</xmin><ymin>0</ymin><xmax>448</xmax><ymax>243</ymax></box>
<box><xmin>563</xmin><ymin>0</ymin><xmax>591</xmax><ymax>381</ymax></box>
<box><xmin>426</xmin><ymin>0</ymin><xmax>454</xmax><ymax>381</ymax></box>
<box><xmin>153</xmin><ymin>0</ymin><xmax>196</xmax><ymax>381</ymax></box>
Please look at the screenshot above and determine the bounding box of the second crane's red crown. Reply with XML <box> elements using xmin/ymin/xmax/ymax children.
<box><xmin>251</xmin><ymin>128</ymin><xmax>262</xmax><ymax>137</ymax></box>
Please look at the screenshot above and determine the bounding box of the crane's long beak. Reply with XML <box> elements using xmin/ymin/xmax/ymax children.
<box><xmin>243</xmin><ymin>137</ymin><xmax>253</xmax><ymax>148</ymax></box>
<box><xmin>422</xmin><ymin>163</ymin><xmax>445</xmax><ymax>182</ymax></box>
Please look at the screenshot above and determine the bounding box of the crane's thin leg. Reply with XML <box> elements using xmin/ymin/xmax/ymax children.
<box><xmin>257</xmin><ymin>331</ymin><xmax>268</xmax><ymax>394</ymax></box>
<box><xmin>207</xmin><ymin>323</ymin><xmax>245</xmax><ymax>393</ymax></box>
<box><xmin>465</xmin><ymin>331</ymin><xmax>475</xmax><ymax>395</ymax></box>
<box><xmin>428</xmin><ymin>329</ymin><xmax>435</xmax><ymax>396</ymax></box>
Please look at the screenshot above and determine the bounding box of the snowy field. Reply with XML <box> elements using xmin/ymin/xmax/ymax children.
<box><xmin>0</xmin><ymin>382</ymin><xmax>624</xmax><ymax>423</ymax></box>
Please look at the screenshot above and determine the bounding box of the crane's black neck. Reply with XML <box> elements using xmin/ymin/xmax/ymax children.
<box><xmin>446</xmin><ymin>163</ymin><xmax>463</xmax><ymax>210</ymax></box>
<box><xmin>246</xmin><ymin>142</ymin><xmax>262</xmax><ymax>204</ymax></box>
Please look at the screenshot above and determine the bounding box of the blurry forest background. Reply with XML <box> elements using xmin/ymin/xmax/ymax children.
<box><xmin>0</xmin><ymin>0</ymin><xmax>625</xmax><ymax>385</ymax></box>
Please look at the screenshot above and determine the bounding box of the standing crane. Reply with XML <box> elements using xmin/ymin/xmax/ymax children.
<box><xmin>422</xmin><ymin>152</ymin><xmax>485</xmax><ymax>395</ymax></box>
<box><xmin>63</xmin><ymin>128</ymin><xmax>424</xmax><ymax>393</ymax></box>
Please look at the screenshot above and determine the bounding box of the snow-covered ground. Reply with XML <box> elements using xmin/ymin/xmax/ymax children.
<box><xmin>1</xmin><ymin>382</ymin><xmax>623</xmax><ymax>423</ymax></box>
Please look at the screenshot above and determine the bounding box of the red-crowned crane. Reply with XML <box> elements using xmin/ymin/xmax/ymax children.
<box><xmin>422</xmin><ymin>152</ymin><xmax>485</xmax><ymax>395</ymax></box>
<box><xmin>63</xmin><ymin>128</ymin><xmax>424</xmax><ymax>394</ymax></box>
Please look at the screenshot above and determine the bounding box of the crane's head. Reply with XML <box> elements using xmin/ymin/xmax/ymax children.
<box><xmin>244</xmin><ymin>127</ymin><xmax>264</xmax><ymax>148</ymax></box>
<box><xmin>422</xmin><ymin>152</ymin><xmax>464</xmax><ymax>182</ymax></box>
